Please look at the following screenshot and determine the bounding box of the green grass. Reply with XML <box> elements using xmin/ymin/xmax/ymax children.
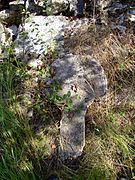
<box><xmin>0</xmin><ymin>56</ymin><xmax>52</xmax><ymax>179</ymax></box>
<box><xmin>0</xmin><ymin>23</ymin><xmax>135</xmax><ymax>180</ymax></box>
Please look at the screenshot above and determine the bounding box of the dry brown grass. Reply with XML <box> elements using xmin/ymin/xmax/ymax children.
<box><xmin>64</xmin><ymin>24</ymin><xmax>135</xmax><ymax>179</ymax></box>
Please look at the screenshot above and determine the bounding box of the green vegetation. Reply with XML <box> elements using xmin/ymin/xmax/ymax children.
<box><xmin>0</xmin><ymin>7</ymin><xmax>135</xmax><ymax>180</ymax></box>
<box><xmin>0</xmin><ymin>42</ymin><xmax>54</xmax><ymax>179</ymax></box>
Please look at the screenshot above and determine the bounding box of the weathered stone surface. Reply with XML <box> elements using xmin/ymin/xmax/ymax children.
<box><xmin>15</xmin><ymin>15</ymin><xmax>68</xmax><ymax>64</ymax></box>
<box><xmin>7</xmin><ymin>25</ymin><xmax>18</xmax><ymax>41</ymax></box>
<box><xmin>50</xmin><ymin>54</ymin><xmax>107</xmax><ymax>159</ymax></box>
<box><xmin>9</xmin><ymin>0</ymin><xmax>25</xmax><ymax>5</ymax></box>
<box><xmin>69</xmin><ymin>0</ymin><xmax>84</xmax><ymax>16</ymax></box>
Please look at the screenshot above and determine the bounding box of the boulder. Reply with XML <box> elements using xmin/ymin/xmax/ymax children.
<box><xmin>14</xmin><ymin>15</ymin><xmax>68</xmax><ymax>66</ymax></box>
<box><xmin>49</xmin><ymin>54</ymin><xmax>107</xmax><ymax>159</ymax></box>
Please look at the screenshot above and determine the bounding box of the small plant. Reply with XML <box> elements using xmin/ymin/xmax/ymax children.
<box><xmin>48</xmin><ymin>81</ymin><xmax>73</xmax><ymax>112</ymax></box>
<box><xmin>43</xmin><ymin>0</ymin><xmax>53</xmax><ymax>15</ymax></box>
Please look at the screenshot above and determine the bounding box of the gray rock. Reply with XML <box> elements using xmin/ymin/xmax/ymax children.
<box><xmin>111</xmin><ymin>24</ymin><xmax>126</xmax><ymax>33</ymax></box>
<box><xmin>107</xmin><ymin>2</ymin><xmax>128</xmax><ymax>16</ymax></box>
<box><xmin>50</xmin><ymin>54</ymin><xmax>107</xmax><ymax>159</ymax></box>
<box><xmin>27</xmin><ymin>109</ymin><xmax>33</xmax><ymax>117</ymax></box>
<box><xmin>14</xmin><ymin>15</ymin><xmax>68</xmax><ymax>64</ymax></box>
<box><xmin>28</xmin><ymin>58</ymin><xmax>43</xmax><ymax>68</ymax></box>
<box><xmin>9</xmin><ymin>0</ymin><xmax>25</xmax><ymax>5</ymax></box>
<box><xmin>69</xmin><ymin>0</ymin><xmax>84</xmax><ymax>16</ymax></box>
<box><xmin>7</xmin><ymin>25</ymin><xmax>18</xmax><ymax>40</ymax></box>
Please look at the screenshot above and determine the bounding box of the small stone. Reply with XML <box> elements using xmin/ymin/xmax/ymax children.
<box><xmin>27</xmin><ymin>109</ymin><xmax>33</xmax><ymax>117</ymax></box>
<box><xmin>69</xmin><ymin>0</ymin><xmax>84</xmax><ymax>16</ymax></box>
<box><xmin>127</xmin><ymin>7</ymin><xmax>135</xmax><ymax>22</ymax></box>
<box><xmin>28</xmin><ymin>59</ymin><xmax>43</xmax><ymax>69</ymax></box>
<box><xmin>7</xmin><ymin>25</ymin><xmax>18</xmax><ymax>40</ymax></box>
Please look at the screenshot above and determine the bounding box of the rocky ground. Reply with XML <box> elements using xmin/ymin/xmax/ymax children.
<box><xmin>0</xmin><ymin>0</ymin><xmax>135</xmax><ymax>180</ymax></box>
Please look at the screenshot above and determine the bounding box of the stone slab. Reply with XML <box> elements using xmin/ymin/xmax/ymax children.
<box><xmin>50</xmin><ymin>54</ymin><xmax>107</xmax><ymax>159</ymax></box>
